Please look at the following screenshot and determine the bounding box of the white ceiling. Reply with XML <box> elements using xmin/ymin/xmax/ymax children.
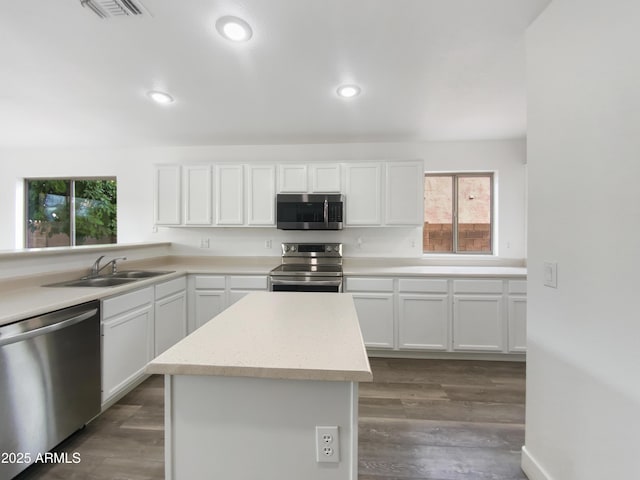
<box><xmin>0</xmin><ymin>0</ymin><xmax>551</xmax><ymax>148</ymax></box>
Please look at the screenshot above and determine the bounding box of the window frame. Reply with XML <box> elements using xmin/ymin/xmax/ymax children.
<box><xmin>423</xmin><ymin>172</ymin><xmax>495</xmax><ymax>255</ymax></box>
<box><xmin>24</xmin><ymin>176</ymin><xmax>117</xmax><ymax>248</ymax></box>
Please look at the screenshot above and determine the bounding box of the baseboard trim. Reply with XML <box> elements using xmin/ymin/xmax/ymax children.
<box><xmin>367</xmin><ymin>349</ymin><xmax>526</xmax><ymax>362</ymax></box>
<box><xmin>521</xmin><ymin>446</ymin><xmax>553</xmax><ymax>480</ymax></box>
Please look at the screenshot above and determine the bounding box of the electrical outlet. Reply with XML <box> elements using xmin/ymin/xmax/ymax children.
<box><xmin>265</xmin><ymin>239</ymin><xmax>272</xmax><ymax>249</ymax></box>
<box><xmin>200</xmin><ymin>238</ymin><xmax>210</xmax><ymax>248</ymax></box>
<box><xmin>316</xmin><ymin>426</ymin><xmax>339</xmax><ymax>463</ymax></box>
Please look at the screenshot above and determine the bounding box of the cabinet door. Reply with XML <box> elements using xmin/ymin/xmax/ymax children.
<box><xmin>183</xmin><ymin>165</ymin><xmax>212</xmax><ymax>225</ymax></box>
<box><xmin>194</xmin><ymin>290</ymin><xmax>226</xmax><ymax>329</ymax></box>
<box><xmin>345</xmin><ymin>163</ymin><xmax>382</xmax><ymax>225</ymax></box>
<box><xmin>398</xmin><ymin>294</ymin><xmax>449</xmax><ymax>350</ymax></box>
<box><xmin>508</xmin><ymin>296</ymin><xmax>527</xmax><ymax>352</ymax></box>
<box><xmin>385</xmin><ymin>161</ymin><xmax>424</xmax><ymax>225</ymax></box>
<box><xmin>247</xmin><ymin>165</ymin><xmax>276</xmax><ymax>225</ymax></box>
<box><xmin>452</xmin><ymin>295</ymin><xmax>504</xmax><ymax>351</ymax></box>
<box><xmin>351</xmin><ymin>293</ymin><xmax>394</xmax><ymax>349</ymax></box>
<box><xmin>154</xmin><ymin>165</ymin><xmax>181</xmax><ymax>225</ymax></box>
<box><xmin>155</xmin><ymin>291</ymin><xmax>187</xmax><ymax>355</ymax></box>
<box><xmin>278</xmin><ymin>164</ymin><xmax>308</xmax><ymax>192</ymax></box>
<box><xmin>102</xmin><ymin>304</ymin><xmax>154</xmax><ymax>403</ymax></box>
<box><xmin>310</xmin><ymin>164</ymin><xmax>341</xmax><ymax>193</ymax></box>
<box><xmin>228</xmin><ymin>290</ymin><xmax>251</xmax><ymax>306</ymax></box>
<box><xmin>215</xmin><ymin>165</ymin><xmax>244</xmax><ymax>225</ymax></box>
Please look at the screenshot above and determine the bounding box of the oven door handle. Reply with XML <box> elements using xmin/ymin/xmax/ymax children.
<box><xmin>270</xmin><ymin>278</ymin><xmax>343</xmax><ymax>287</ymax></box>
<box><xmin>324</xmin><ymin>199</ymin><xmax>329</xmax><ymax>227</ymax></box>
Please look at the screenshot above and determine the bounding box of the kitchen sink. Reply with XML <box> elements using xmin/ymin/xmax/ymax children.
<box><xmin>111</xmin><ymin>270</ymin><xmax>175</xmax><ymax>279</ymax></box>
<box><xmin>43</xmin><ymin>271</ymin><xmax>174</xmax><ymax>287</ymax></box>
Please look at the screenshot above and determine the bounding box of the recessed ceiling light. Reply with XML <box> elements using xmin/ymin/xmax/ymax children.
<box><xmin>147</xmin><ymin>91</ymin><xmax>174</xmax><ymax>105</ymax></box>
<box><xmin>216</xmin><ymin>16</ymin><xmax>253</xmax><ymax>42</ymax></box>
<box><xmin>337</xmin><ymin>85</ymin><xmax>361</xmax><ymax>99</ymax></box>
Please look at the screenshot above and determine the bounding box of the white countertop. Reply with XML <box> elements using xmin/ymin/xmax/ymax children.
<box><xmin>146</xmin><ymin>291</ymin><xmax>373</xmax><ymax>382</ymax></box>
<box><xmin>0</xmin><ymin>255</ymin><xmax>526</xmax><ymax>327</ymax></box>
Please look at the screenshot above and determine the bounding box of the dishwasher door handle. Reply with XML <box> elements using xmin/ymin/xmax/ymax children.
<box><xmin>0</xmin><ymin>308</ymin><xmax>98</xmax><ymax>347</ymax></box>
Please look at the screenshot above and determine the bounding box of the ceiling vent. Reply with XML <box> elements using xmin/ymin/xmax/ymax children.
<box><xmin>80</xmin><ymin>0</ymin><xmax>149</xmax><ymax>19</ymax></box>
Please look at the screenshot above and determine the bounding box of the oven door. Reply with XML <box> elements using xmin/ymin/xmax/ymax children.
<box><xmin>270</xmin><ymin>276</ymin><xmax>343</xmax><ymax>293</ymax></box>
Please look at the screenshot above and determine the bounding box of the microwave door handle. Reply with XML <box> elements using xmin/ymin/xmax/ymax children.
<box><xmin>324</xmin><ymin>199</ymin><xmax>328</xmax><ymax>227</ymax></box>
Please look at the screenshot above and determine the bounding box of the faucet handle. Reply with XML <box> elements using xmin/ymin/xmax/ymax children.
<box><xmin>110</xmin><ymin>257</ymin><xmax>127</xmax><ymax>274</ymax></box>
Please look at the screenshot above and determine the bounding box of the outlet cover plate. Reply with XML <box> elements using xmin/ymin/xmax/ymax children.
<box><xmin>316</xmin><ymin>426</ymin><xmax>339</xmax><ymax>463</ymax></box>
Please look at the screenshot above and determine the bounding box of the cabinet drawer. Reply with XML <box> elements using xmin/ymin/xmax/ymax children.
<box><xmin>452</xmin><ymin>280</ymin><xmax>503</xmax><ymax>294</ymax></box>
<box><xmin>103</xmin><ymin>286</ymin><xmax>154</xmax><ymax>319</ymax></box>
<box><xmin>194</xmin><ymin>275</ymin><xmax>226</xmax><ymax>290</ymax></box>
<box><xmin>508</xmin><ymin>280</ymin><xmax>527</xmax><ymax>294</ymax></box>
<box><xmin>346</xmin><ymin>277</ymin><xmax>394</xmax><ymax>292</ymax></box>
<box><xmin>155</xmin><ymin>276</ymin><xmax>186</xmax><ymax>299</ymax></box>
<box><xmin>398</xmin><ymin>278</ymin><xmax>448</xmax><ymax>293</ymax></box>
<box><xmin>228</xmin><ymin>275</ymin><xmax>267</xmax><ymax>290</ymax></box>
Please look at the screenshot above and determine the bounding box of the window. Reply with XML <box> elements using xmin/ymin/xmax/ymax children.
<box><xmin>423</xmin><ymin>173</ymin><xmax>493</xmax><ymax>254</ymax></box>
<box><xmin>25</xmin><ymin>178</ymin><xmax>117</xmax><ymax>248</ymax></box>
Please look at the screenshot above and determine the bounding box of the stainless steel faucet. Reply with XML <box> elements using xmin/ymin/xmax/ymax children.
<box><xmin>90</xmin><ymin>256</ymin><xmax>127</xmax><ymax>277</ymax></box>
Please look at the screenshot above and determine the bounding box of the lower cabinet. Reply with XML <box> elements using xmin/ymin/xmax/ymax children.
<box><xmin>154</xmin><ymin>277</ymin><xmax>187</xmax><ymax>355</ymax></box>
<box><xmin>452</xmin><ymin>295</ymin><xmax>504</xmax><ymax>351</ymax></box>
<box><xmin>398</xmin><ymin>294</ymin><xmax>449</xmax><ymax>350</ymax></box>
<box><xmin>351</xmin><ymin>293</ymin><xmax>395</xmax><ymax>349</ymax></box>
<box><xmin>345</xmin><ymin>277</ymin><xmax>395</xmax><ymax>349</ymax></box>
<box><xmin>228</xmin><ymin>275</ymin><xmax>268</xmax><ymax>306</ymax></box>
<box><xmin>190</xmin><ymin>274</ymin><xmax>268</xmax><ymax>333</ymax></box>
<box><xmin>102</xmin><ymin>287</ymin><xmax>154</xmax><ymax>406</ymax></box>
<box><xmin>346</xmin><ymin>275</ymin><xmax>526</xmax><ymax>356</ymax></box>
<box><xmin>508</xmin><ymin>295</ymin><xmax>527</xmax><ymax>352</ymax></box>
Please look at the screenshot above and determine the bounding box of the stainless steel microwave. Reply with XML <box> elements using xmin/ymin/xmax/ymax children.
<box><xmin>276</xmin><ymin>194</ymin><xmax>344</xmax><ymax>230</ymax></box>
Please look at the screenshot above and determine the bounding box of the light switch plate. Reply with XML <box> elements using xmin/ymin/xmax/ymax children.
<box><xmin>543</xmin><ymin>261</ymin><xmax>557</xmax><ymax>288</ymax></box>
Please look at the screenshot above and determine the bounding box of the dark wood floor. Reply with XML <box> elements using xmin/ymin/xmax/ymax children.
<box><xmin>16</xmin><ymin>358</ymin><xmax>526</xmax><ymax>480</ymax></box>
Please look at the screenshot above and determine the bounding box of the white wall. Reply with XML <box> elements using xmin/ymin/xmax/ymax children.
<box><xmin>0</xmin><ymin>139</ymin><xmax>526</xmax><ymax>259</ymax></box>
<box><xmin>524</xmin><ymin>1</ymin><xmax>640</xmax><ymax>479</ymax></box>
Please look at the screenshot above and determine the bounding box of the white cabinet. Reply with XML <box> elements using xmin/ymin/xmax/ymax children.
<box><xmin>215</xmin><ymin>164</ymin><xmax>244</xmax><ymax>225</ymax></box>
<box><xmin>278</xmin><ymin>164</ymin><xmax>308</xmax><ymax>192</ymax></box>
<box><xmin>154</xmin><ymin>165</ymin><xmax>181</xmax><ymax>225</ymax></box>
<box><xmin>192</xmin><ymin>275</ymin><xmax>226</xmax><ymax>331</ymax></box>
<box><xmin>310</xmin><ymin>164</ymin><xmax>341</xmax><ymax>192</ymax></box>
<box><xmin>101</xmin><ymin>287</ymin><xmax>154</xmax><ymax>405</ymax></box>
<box><xmin>228</xmin><ymin>275</ymin><xmax>268</xmax><ymax>306</ymax></box>
<box><xmin>154</xmin><ymin>277</ymin><xmax>187</xmax><ymax>355</ymax></box>
<box><xmin>278</xmin><ymin>163</ymin><xmax>341</xmax><ymax>193</ymax></box>
<box><xmin>507</xmin><ymin>280</ymin><xmax>527</xmax><ymax>352</ymax></box>
<box><xmin>190</xmin><ymin>275</ymin><xmax>268</xmax><ymax>331</ymax></box>
<box><xmin>344</xmin><ymin>163</ymin><xmax>382</xmax><ymax>225</ymax></box>
<box><xmin>246</xmin><ymin>165</ymin><xmax>276</xmax><ymax>225</ymax></box>
<box><xmin>385</xmin><ymin>161</ymin><xmax>424</xmax><ymax>225</ymax></box>
<box><xmin>397</xmin><ymin>278</ymin><xmax>449</xmax><ymax>351</ymax></box>
<box><xmin>452</xmin><ymin>280</ymin><xmax>505</xmax><ymax>352</ymax></box>
<box><xmin>183</xmin><ymin>165</ymin><xmax>212</xmax><ymax>225</ymax></box>
<box><xmin>345</xmin><ymin>277</ymin><xmax>395</xmax><ymax>349</ymax></box>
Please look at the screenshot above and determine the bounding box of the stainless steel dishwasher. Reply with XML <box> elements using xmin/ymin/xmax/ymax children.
<box><xmin>0</xmin><ymin>301</ymin><xmax>101</xmax><ymax>479</ymax></box>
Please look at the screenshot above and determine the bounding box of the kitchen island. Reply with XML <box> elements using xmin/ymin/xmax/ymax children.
<box><xmin>146</xmin><ymin>291</ymin><xmax>372</xmax><ymax>480</ymax></box>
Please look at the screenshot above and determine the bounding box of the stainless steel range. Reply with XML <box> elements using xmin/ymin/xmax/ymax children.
<box><xmin>269</xmin><ymin>242</ymin><xmax>343</xmax><ymax>292</ymax></box>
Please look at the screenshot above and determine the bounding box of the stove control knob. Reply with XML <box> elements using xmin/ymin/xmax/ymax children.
<box><xmin>326</xmin><ymin>245</ymin><xmax>333</xmax><ymax>252</ymax></box>
<box><xmin>290</xmin><ymin>245</ymin><xmax>296</xmax><ymax>251</ymax></box>
<box><xmin>283</xmin><ymin>245</ymin><xmax>289</xmax><ymax>252</ymax></box>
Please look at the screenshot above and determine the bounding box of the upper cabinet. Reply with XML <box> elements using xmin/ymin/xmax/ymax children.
<box><xmin>385</xmin><ymin>161</ymin><xmax>424</xmax><ymax>226</ymax></box>
<box><xmin>246</xmin><ymin>165</ymin><xmax>276</xmax><ymax>225</ymax></box>
<box><xmin>215</xmin><ymin>165</ymin><xmax>244</xmax><ymax>225</ymax></box>
<box><xmin>154</xmin><ymin>165</ymin><xmax>181</xmax><ymax>225</ymax></box>
<box><xmin>345</xmin><ymin>163</ymin><xmax>382</xmax><ymax>225</ymax></box>
<box><xmin>278</xmin><ymin>164</ymin><xmax>308</xmax><ymax>193</ymax></box>
<box><xmin>310</xmin><ymin>164</ymin><xmax>341</xmax><ymax>193</ymax></box>
<box><xmin>183</xmin><ymin>165</ymin><xmax>212</xmax><ymax>225</ymax></box>
<box><xmin>277</xmin><ymin>163</ymin><xmax>341</xmax><ymax>193</ymax></box>
<box><xmin>154</xmin><ymin>160</ymin><xmax>422</xmax><ymax>228</ymax></box>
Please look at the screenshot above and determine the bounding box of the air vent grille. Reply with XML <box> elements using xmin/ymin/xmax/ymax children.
<box><xmin>81</xmin><ymin>0</ymin><xmax>148</xmax><ymax>19</ymax></box>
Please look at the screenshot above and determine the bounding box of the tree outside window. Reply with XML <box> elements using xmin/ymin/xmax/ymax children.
<box><xmin>25</xmin><ymin>178</ymin><xmax>117</xmax><ymax>248</ymax></box>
